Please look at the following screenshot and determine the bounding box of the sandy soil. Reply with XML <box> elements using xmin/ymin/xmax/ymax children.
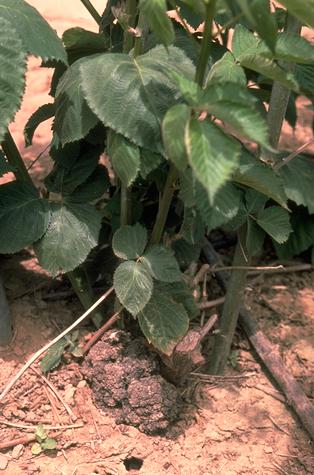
<box><xmin>0</xmin><ymin>2</ymin><xmax>313</xmax><ymax>474</ymax></box>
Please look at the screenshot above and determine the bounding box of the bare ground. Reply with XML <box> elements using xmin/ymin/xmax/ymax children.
<box><xmin>0</xmin><ymin>2</ymin><xmax>314</xmax><ymax>474</ymax></box>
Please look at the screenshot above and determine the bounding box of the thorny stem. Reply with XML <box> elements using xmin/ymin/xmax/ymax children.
<box><xmin>79</xmin><ymin>0</ymin><xmax>102</xmax><ymax>25</ymax></box>
<box><xmin>262</xmin><ymin>14</ymin><xmax>301</xmax><ymax>164</ymax></box>
<box><xmin>123</xmin><ymin>0</ymin><xmax>138</xmax><ymax>54</ymax></box>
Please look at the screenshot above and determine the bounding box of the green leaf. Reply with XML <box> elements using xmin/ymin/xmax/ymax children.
<box><xmin>140</xmin><ymin>0</ymin><xmax>175</xmax><ymax>46</ymax></box>
<box><xmin>138</xmin><ymin>287</ymin><xmax>189</xmax><ymax>355</ymax></box>
<box><xmin>41</xmin><ymin>438</ymin><xmax>57</xmax><ymax>451</ymax></box>
<box><xmin>274</xmin><ymin>208</ymin><xmax>314</xmax><ymax>258</ymax></box>
<box><xmin>0</xmin><ymin>182</ymin><xmax>50</xmax><ymax>253</ymax></box>
<box><xmin>295</xmin><ymin>63</ymin><xmax>314</xmax><ymax>99</ymax></box>
<box><xmin>234</xmin><ymin>0</ymin><xmax>277</xmax><ymax>52</ymax></box>
<box><xmin>232</xmin><ymin>24</ymin><xmax>261</xmax><ymax>59</ymax></box>
<box><xmin>45</xmin><ymin>146</ymin><xmax>100</xmax><ymax>195</ymax></box>
<box><xmin>107</xmin><ymin>131</ymin><xmax>140</xmax><ymax>187</ymax></box>
<box><xmin>277</xmin><ymin>0</ymin><xmax>314</xmax><ymax>28</ymax></box>
<box><xmin>31</xmin><ymin>443</ymin><xmax>42</xmax><ymax>455</ymax></box>
<box><xmin>53</xmin><ymin>58</ymin><xmax>99</xmax><ymax>145</ymax></box>
<box><xmin>196</xmin><ymin>181</ymin><xmax>242</xmax><ymax>231</ymax></box>
<box><xmin>142</xmin><ymin>245</ymin><xmax>182</xmax><ymax>282</ymax></box>
<box><xmin>245</xmin><ymin>189</ymin><xmax>268</xmax><ymax>214</ymax></box>
<box><xmin>233</xmin><ymin>150</ymin><xmax>287</xmax><ymax>208</ymax></box>
<box><xmin>140</xmin><ymin>149</ymin><xmax>163</xmax><ymax>179</ymax></box>
<box><xmin>0</xmin><ymin>17</ymin><xmax>26</xmax><ymax>143</ymax></box>
<box><xmin>63</xmin><ymin>27</ymin><xmax>108</xmax><ymax>64</ymax></box>
<box><xmin>114</xmin><ymin>260</ymin><xmax>153</xmax><ymax>316</ymax></box>
<box><xmin>67</xmin><ymin>165</ymin><xmax>109</xmax><ymax>203</ymax></box>
<box><xmin>156</xmin><ymin>280</ymin><xmax>199</xmax><ymax>320</ymax></box>
<box><xmin>35</xmin><ymin>424</ymin><xmax>47</xmax><ymax>442</ymax></box>
<box><xmin>176</xmin><ymin>1</ymin><xmax>203</xmax><ymax>28</ymax></box>
<box><xmin>180</xmin><ymin>207</ymin><xmax>205</xmax><ymax>245</ymax></box>
<box><xmin>199</xmin><ymin>82</ymin><xmax>270</xmax><ymax>147</ymax></box>
<box><xmin>246</xmin><ymin>217</ymin><xmax>265</xmax><ymax>256</ymax></box>
<box><xmin>257</xmin><ymin>206</ymin><xmax>292</xmax><ymax>243</ymax></box>
<box><xmin>24</xmin><ymin>103</ymin><xmax>55</xmax><ymax>147</ymax></box>
<box><xmin>40</xmin><ymin>338</ymin><xmax>68</xmax><ymax>373</ymax></box>
<box><xmin>239</xmin><ymin>54</ymin><xmax>299</xmax><ymax>91</ymax></box>
<box><xmin>162</xmin><ymin>104</ymin><xmax>190</xmax><ymax>171</ymax></box>
<box><xmin>268</xmin><ymin>32</ymin><xmax>314</xmax><ymax>64</ymax></box>
<box><xmin>232</xmin><ymin>25</ymin><xmax>299</xmax><ymax>91</ymax></box>
<box><xmin>186</xmin><ymin>119</ymin><xmax>241</xmax><ymax>203</ymax></box>
<box><xmin>80</xmin><ymin>46</ymin><xmax>195</xmax><ymax>154</ymax></box>
<box><xmin>0</xmin><ymin>150</ymin><xmax>13</xmax><ymax>177</ymax></box>
<box><xmin>112</xmin><ymin>223</ymin><xmax>147</xmax><ymax>260</ymax></box>
<box><xmin>279</xmin><ymin>156</ymin><xmax>314</xmax><ymax>214</ymax></box>
<box><xmin>34</xmin><ymin>202</ymin><xmax>101</xmax><ymax>276</ymax></box>
<box><xmin>0</xmin><ymin>0</ymin><xmax>67</xmax><ymax>63</ymax></box>
<box><xmin>207</xmin><ymin>52</ymin><xmax>247</xmax><ymax>85</ymax></box>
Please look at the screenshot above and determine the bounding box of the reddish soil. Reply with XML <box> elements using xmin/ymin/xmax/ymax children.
<box><xmin>0</xmin><ymin>2</ymin><xmax>313</xmax><ymax>474</ymax></box>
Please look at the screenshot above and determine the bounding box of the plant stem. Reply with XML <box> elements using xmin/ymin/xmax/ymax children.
<box><xmin>79</xmin><ymin>0</ymin><xmax>102</xmax><ymax>25</ymax></box>
<box><xmin>119</xmin><ymin>0</ymin><xmax>139</xmax><ymax>226</ymax></box>
<box><xmin>262</xmin><ymin>14</ymin><xmax>301</xmax><ymax>163</ymax></box>
<box><xmin>1</xmin><ymin>131</ymin><xmax>35</xmax><ymax>187</ymax></box>
<box><xmin>67</xmin><ymin>267</ymin><xmax>104</xmax><ymax>328</ymax></box>
<box><xmin>208</xmin><ymin>226</ymin><xmax>249</xmax><ymax>374</ymax></box>
<box><xmin>149</xmin><ymin>2</ymin><xmax>217</xmax><ymax>246</ymax></box>
<box><xmin>195</xmin><ymin>0</ymin><xmax>216</xmax><ymax>86</ymax></box>
<box><xmin>0</xmin><ymin>275</ymin><xmax>12</xmax><ymax>346</ymax></box>
<box><xmin>120</xmin><ymin>185</ymin><xmax>132</xmax><ymax>225</ymax></box>
<box><xmin>123</xmin><ymin>0</ymin><xmax>138</xmax><ymax>53</ymax></box>
<box><xmin>149</xmin><ymin>163</ymin><xmax>178</xmax><ymax>245</ymax></box>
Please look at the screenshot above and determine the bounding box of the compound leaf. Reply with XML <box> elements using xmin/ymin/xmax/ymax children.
<box><xmin>114</xmin><ymin>260</ymin><xmax>153</xmax><ymax>316</ymax></box>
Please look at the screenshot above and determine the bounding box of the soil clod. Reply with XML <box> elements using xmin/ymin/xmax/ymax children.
<box><xmin>82</xmin><ymin>329</ymin><xmax>182</xmax><ymax>434</ymax></box>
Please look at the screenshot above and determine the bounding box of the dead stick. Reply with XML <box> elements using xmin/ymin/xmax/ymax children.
<box><xmin>31</xmin><ymin>367</ymin><xmax>77</xmax><ymax>422</ymax></box>
<box><xmin>0</xmin><ymin>419</ymin><xmax>83</xmax><ymax>430</ymax></box>
<box><xmin>202</xmin><ymin>239</ymin><xmax>314</xmax><ymax>441</ymax></box>
<box><xmin>82</xmin><ymin>309</ymin><xmax>121</xmax><ymax>354</ymax></box>
<box><xmin>0</xmin><ymin>434</ymin><xmax>36</xmax><ymax>450</ymax></box>
<box><xmin>198</xmin><ymin>296</ymin><xmax>225</xmax><ymax>310</ymax></box>
<box><xmin>0</xmin><ymin>287</ymin><xmax>114</xmax><ymax>402</ymax></box>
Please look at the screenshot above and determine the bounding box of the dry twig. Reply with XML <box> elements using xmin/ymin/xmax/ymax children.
<box><xmin>30</xmin><ymin>367</ymin><xmax>77</xmax><ymax>422</ymax></box>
